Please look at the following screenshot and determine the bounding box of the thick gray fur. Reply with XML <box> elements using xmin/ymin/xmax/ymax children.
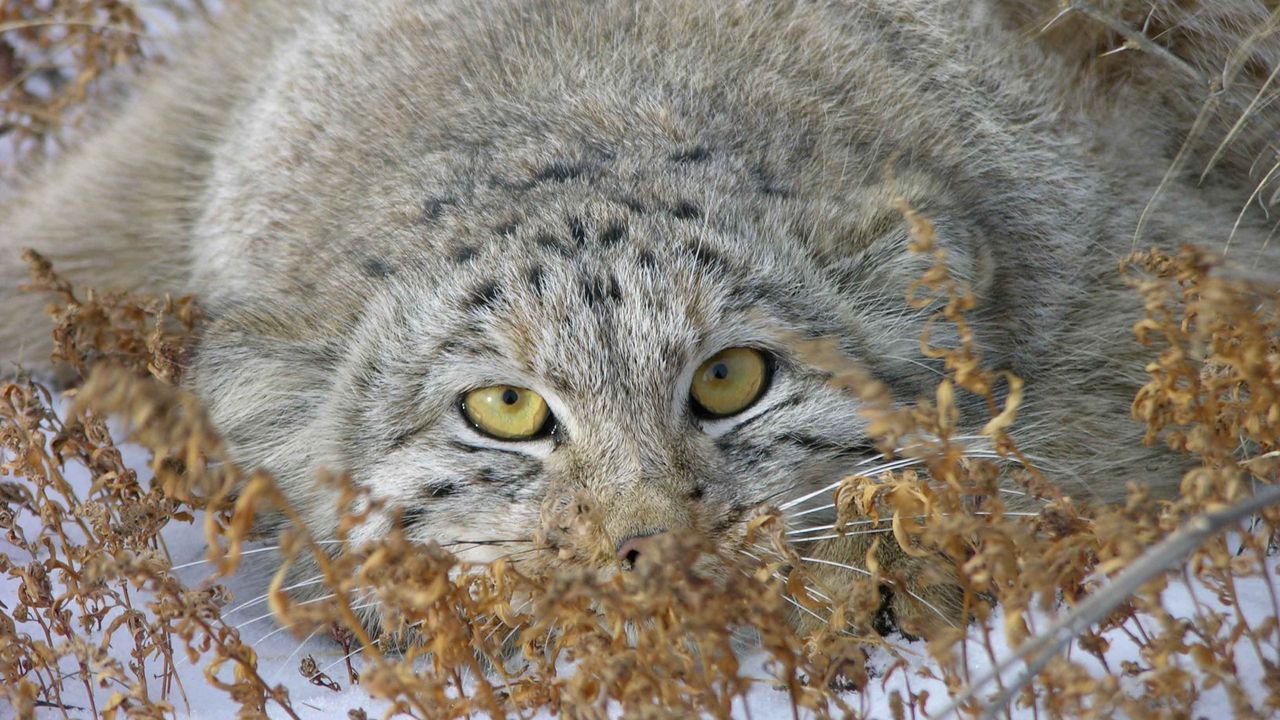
<box><xmin>2</xmin><ymin>1</ymin><xmax>1278</xmax><ymax>587</ymax></box>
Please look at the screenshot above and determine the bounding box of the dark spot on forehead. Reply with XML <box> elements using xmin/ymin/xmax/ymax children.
<box><xmin>598</xmin><ymin>221</ymin><xmax>626</xmax><ymax>246</ymax></box>
<box><xmin>726</xmin><ymin>283</ymin><xmax>767</xmax><ymax>310</ymax></box>
<box><xmin>671</xmin><ymin>146</ymin><xmax>711</xmax><ymax>164</ymax></box>
<box><xmin>615</xmin><ymin>195</ymin><xmax>647</xmax><ymax>214</ymax></box>
<box><xmin>419</xmin><ymin>196</ymin><xmax>454</xmax><ymax>222</ymax></box>
<box><xmin>493</xmin><ymin>220</ymin><xmax>520</xmax><ymax>237</ymax></box>
<box><xmin>671</xmin><ymin>201</ymin><xmax>702</xmax><ymax>220</ymax></box>
<box><xmin>568</xmin><ymin>216</ymin><xmax>587</xmax><ymax>245</ymax></box>
<box><xmin>464</xmin><ymin>280</ymin><xmax>503</xmax><ymax>312</ymax></box>
<box><xmin>751</xmin><ymin>165</ymin><xmax>789</xmax><ymax>198</ymax></box>
<box><xmin>686</xmin><ymin>240</ymin><xmax>730</xmax><ymax>273</ymax></box>
<box><xmin>452</xmin><ymin>245</ymin><xmax>477</xmax><ymax>264</ymax></box>
<box><xmin>636</xmin><ymin>248</ymin><xmax>657</xmax><ymax>269</ymax></box>
<box><xmin>525</xmin><ymin>264</ymin><xmax>545</xmax><ymax>297</ymax></box>
<box><xmin>361</xmin><ymin>257</ymin><xmax>394</xmax><ymax>279</ymax></box>
<box><xmin>533</xmin><ymin>161</ymin><xmax>586</xmax><ymax>183</ymax></box>
<box><xmin>534</xmin><ymin>232</ymin><xmax>570</xmax><ymax>256</ymax></box>
<box><xmin>580</xmin><ymin>273</ymin><xmax>622</xmax><ymax>308</ymax></box>
<box><xmin>661</xmin><ymin>339</ymin><xmax>687</xmax><ymax>365</ymax></box>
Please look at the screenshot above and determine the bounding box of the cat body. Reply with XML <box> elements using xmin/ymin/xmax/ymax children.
<box><xmin>3</xmin><ymin>0</ymin><xmax>1278</xmax><ymax>623</ymax></box>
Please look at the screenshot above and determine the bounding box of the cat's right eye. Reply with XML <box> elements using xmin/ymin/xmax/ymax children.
<box><xmin>461</xmin><ymin>386</ymin><xmax>552</xmax><ymax>440</ymax></box>
<box><xmin>689</xmin><ymin>347</ymin><xmax>770</xmax><ymax>418</ymax></box>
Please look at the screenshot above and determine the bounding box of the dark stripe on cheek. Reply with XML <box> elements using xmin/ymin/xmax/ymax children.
<box><xmin>388</xmin><ymin>429</ymin><xmax>414</xmax><ymax>450</ymax></box>
<box><xmin>515</xmin><ymin>461</ymin><xmax>544</xmax><ymax>485</ymax></box>
<box><xmin>714</xmin><ymin>435</ymin><xmax>772</xmax><ymax>464</ymax></box>
<box><xmin>711</xmin><ymin>503</ymin><xmax>749</xmax><ymax>534</ymax></box>
<box><xmin>534</xmin><ymin>161</ymin><xmax>586</xmax><ymax>183</ymax></box>
<box><xmin>671</xmin><ymin>146</ymin><xmax>711</xmax><ymax>163</ymax></box>
<box><xmin>782</xmin><ymin>433</ymin><xmax>876</xmax><ymax>457</ymax></box>
<box><xmin>399</xmin><ymin>507</ymin><xmax>427</xmax><ymax>531</ymax></box>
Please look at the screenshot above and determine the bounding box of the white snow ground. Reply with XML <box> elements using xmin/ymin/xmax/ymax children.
<box><xmin>1</xmin><ymin>406</ymin><xmax>1275</xmax><ymax>719</ymax></box>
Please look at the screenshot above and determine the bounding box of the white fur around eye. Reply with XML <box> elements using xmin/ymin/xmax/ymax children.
<box><xmin>696</xmin><ymin>391</ymin><xmax>777</xmax><ymax>438</ymax></box>
<box><xmin>457</xmin><ymin>420</ymin><xmax>556</xmax><ymax>458</ymax></box>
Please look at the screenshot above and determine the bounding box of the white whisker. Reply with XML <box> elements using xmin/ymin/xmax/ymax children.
<box><xmin>225</xmin><ymin>576</ymin><xmax>327</xmax><ymax>617</ymax></box>
<box><xmin>170</xmin><ymin>540</ymin><xmax>349</xmax><ymax>571</ymax></box>
<box><xmin>781</xmin><ymin>449</ymin><xmax>1042</xmax><ymax>520</ymax></box>
<box><xmin>787</xmin><ymin>530</ymin><xmax>895</xmax><ymax>542</ymax></box>
<box><xmin>796</xmin><ymin>555</ymin><xmax>956</xmax><ymax>628</ymax></box>
<box><xmin>735</xmin><ymin>550</ymin><xmax>834</xmax><ymax>627</ymax></box>
<box><xmin>232</xmin><ymin>590</ymin><xmax>363</xmax><ymax>631</ymax></box>
<box><xmin>271</xmin><ymin>626</ymin><xmax>324</xmax><ymax>683</ymax></box>
<box><xmin>785</xmin><ymin>511</ymin><xmax>1042</xmax><ymax>536</ymax></box>
<box><xmin>319</xmin><ymin>634</ymin><xmax>384</xmax><ymax>677</ymax></box>
<box><xmin>777</xmin><ymin>456</ymin><xmax>927</xmax><ymax>512</ymax></box>
<box><xmin>488</xmin><ymin>598</ymin><xmax>534</xmax><ymax>646</ymax></box>
<box><xmin>786</xmin><ymin>520</ymin><xmax>890</xmax><ymax>536</ymax></box>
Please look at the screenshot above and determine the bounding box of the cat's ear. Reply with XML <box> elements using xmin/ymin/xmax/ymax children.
<box><xmin>987</xmin><ymin>0</ymin><xmax>1279</xmax><ymax>188</ymax></box>
<box><xmin>812</xmin><ymin>172</ymin><xmax>998</xmax><ymax>308</ymax></box>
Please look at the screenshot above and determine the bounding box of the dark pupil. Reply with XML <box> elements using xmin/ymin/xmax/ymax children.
<box><xmin>501</xmin><ymin>389</ymin><xmax>519</xmax><ymax>405</ymax></box>
<box><xmin>711</xmin><ymin>362</ymin><xmax>730</xmax><ymax>380</ymax></box>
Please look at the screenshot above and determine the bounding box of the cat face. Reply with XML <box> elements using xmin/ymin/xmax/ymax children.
<box><xmin>317</xmin><ymin>203</ymin><xmax>892</xmax><ymax>569</ymax></box>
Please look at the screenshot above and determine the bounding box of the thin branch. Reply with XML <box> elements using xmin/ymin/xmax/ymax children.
<box><xmin>939</xmin><ymin>484</ymin><xmax>1280</xmax><ymax>719</ymax></box>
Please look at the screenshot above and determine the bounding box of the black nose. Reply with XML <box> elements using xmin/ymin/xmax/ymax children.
<box><xmin>617</xmin><ymin>530</ymin><xmax>666</xmax><ymax>569</ymax></box>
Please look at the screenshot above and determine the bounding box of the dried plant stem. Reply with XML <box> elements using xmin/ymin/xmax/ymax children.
<box><xmin>1050</xmin><ymin>0</ymin><xmax>1203</xmax><ymax>83</ymax></box>
<box><xmin>944</xmin><ymin>484</ymin><xmax>1280</xmax><ymax>719</ymax></box>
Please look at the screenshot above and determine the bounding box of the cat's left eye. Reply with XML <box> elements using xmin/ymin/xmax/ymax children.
<box><xmin>461</xmin><ymin>386</ymin><xmax>552</xmax><ymax>440</ymax></box>
<box><xmin>689</xmin><ymin>347</ymin><xmax>769</xmax><ymax>418</ymax></box>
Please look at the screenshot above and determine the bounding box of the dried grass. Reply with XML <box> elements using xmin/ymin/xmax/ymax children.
<box><xmin>2</xmin><ymin>3</ymin><xmax>1279</xmax><ymax>718</ymax></box>
<box><xmin>3</xmin><ymin>216</ymin><xmax>1277</xmax><ymax>719</ymax></box>
<box><xmin>0</xmin><ymin>0</ymin><xmax>211</xmax><ymax>178</ymax></box>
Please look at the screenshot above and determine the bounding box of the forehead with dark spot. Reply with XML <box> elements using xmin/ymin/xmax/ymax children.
<box><xmin>438</xmin><ymin>214</ymin><xmax>784</xmax><ymax>396</ymax></box>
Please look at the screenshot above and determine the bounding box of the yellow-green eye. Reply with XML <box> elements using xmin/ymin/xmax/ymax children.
<box><xmin>462</xmin><ymin>386</ymin><xmax>551</xmax><ymax>440</ymax></box>
<box><xmin>690</xmin><ymin>347</ymin><xmax>769</xmax><ymax>418</ymax></box>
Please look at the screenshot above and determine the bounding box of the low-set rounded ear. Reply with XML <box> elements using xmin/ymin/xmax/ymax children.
<box><xmin>988</xmin><ymin>1</ymin><xmax>1280</xmax><ymax>203</ymax></box>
